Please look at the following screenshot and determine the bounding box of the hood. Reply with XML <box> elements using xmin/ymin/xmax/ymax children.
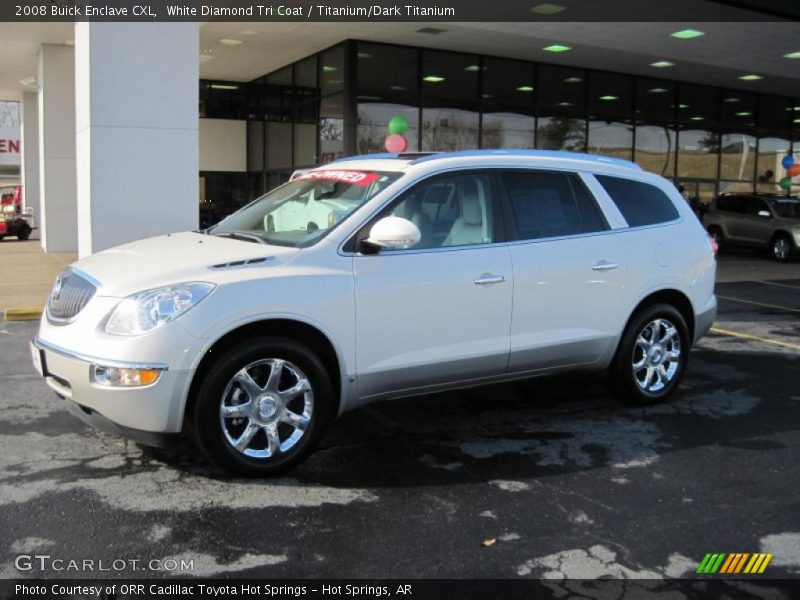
<box><xmin>73</xmin><ymin>232</ymin><xmax>300</xmax><ymax>297</ymax></box>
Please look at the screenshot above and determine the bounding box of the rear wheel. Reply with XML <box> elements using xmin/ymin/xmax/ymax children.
<box><xmin>770</xmin><ymin>234</ymin><xmax>793</xmax><ymax>262</ymax></box>
<box><xmin>611</xmin><ymin>303</ymin><xmax>689</xmax><ymax>405</ymax></box>
<box><xmin>16</xmin><ymin>224</ymin><xmax>31</xmax><ymax>241</ymax></box>
<box><xmin>192</xmin><ymin>336</ymin><xmax>334</xmax><ymax>476</ymax></box>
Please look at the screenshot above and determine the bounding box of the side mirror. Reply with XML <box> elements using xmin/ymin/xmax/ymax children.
<box><xmin>757</xmin><ymin>210</ymin><xmax>772</xmax><ymax>219</ymax></box>
<box><xmin>364</xmin><ymin>216</ymin><xmax>421</xmax><ymax>251</ymax></box>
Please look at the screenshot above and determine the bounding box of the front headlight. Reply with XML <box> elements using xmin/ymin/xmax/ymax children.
<box><xmin>105</xmin><ymin>282</ymin><xmax>215</xmax><ymax>336</ymax></box>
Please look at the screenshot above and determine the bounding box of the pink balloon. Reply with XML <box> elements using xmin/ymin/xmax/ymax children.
<box><xmin>384</xmin><ymin>134</ymin><xmax>408</xmax><ymax>153</ymax></box>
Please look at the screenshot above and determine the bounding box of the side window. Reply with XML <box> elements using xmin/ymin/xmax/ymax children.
<box><xmin>501</xmin><ymin>171</ymin><xmax>608</xmax><ymax>241</ymax></box>
<box><xmin>716</xmin><ymin>195</ymin><xmax>746</xmax><ymax>214</ymax></box>
<box><xmin>745</xmin><ymin>197</ymin><xmax>769</xmax><ymax>216</ymax></box>
<box><xmin>386</xmin><ymin>173</ymin><xmax>495</xmax><ymax>250</ymax></box>
<box><xmin>595</xmin><ymin>175</ymin><xmax>680</xmax><ymax>227</ymax></box>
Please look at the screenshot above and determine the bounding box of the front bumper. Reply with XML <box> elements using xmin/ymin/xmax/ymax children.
<box><xmin>32</xmin><ymin>337</ymin><xmax>191</xmax><ymax>440</ymax></box>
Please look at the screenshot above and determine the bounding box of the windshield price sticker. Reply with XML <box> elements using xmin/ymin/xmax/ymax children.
<box><xmin>296</xmin><ymin>170</ymin><xmax>380</xmax><ymax>186</ymax></box>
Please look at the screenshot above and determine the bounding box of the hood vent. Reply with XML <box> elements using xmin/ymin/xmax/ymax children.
<box><xmin>209</xmin><ymin>256</ymin><xmax>275</xmax><ymax>269</ymax></box>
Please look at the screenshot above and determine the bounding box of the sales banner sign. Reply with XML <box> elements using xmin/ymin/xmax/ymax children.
<box><xmin>0</xmin><ymin>126</ymin><xmax>21</xmax><ymax>166</ymax></box>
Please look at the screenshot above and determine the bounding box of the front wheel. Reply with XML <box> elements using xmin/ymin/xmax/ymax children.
<box><xmin>192</xmin><ymin>336</ymin><xmax>334</xmax><ymax>476</ymax></box>
<box><xmin>611</xmin><ymin>304</ymin><xmax>690</xmax><ymax>405</ymax></box>
<box><xmin>16</xmin><ymin>224</ymin><xmax>31</xmax><ymax>241</ymax></box>
<box><xmin>770</xmin><ymin>234</ymin><xmax>793</xmax><ymax>263</ymax></box>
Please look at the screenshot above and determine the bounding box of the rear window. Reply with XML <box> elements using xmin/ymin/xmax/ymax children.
<box><xmin>716</xmin><ymin>195</ymin><xmax>747</xmax><ymax>214</ymax></box>
<box><xmin>595</xmin><ymin>175</ymin><xmax>680</xmax><ymax>227</ymax></box>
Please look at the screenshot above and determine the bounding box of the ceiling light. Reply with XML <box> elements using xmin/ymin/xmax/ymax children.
<box><xmin>482</xmin><ymin>94</ymin><xmax>493</xmax><ymax>99</ymax></box>
<box><xmin>423</xmin><ymin>75</ymin><xmax>445</xmax><ymax>83</ymax></box>
<box><xmin>219</xmin><ymin>38</ymin><xmax>243</xmax><ymax>46</ymax></box>
<box><xmin>322</xmin><ymin>65</ymin><xmax>338</xmax><ymax>73</ymax></box>
<box><xmin>357</xmin><ymin>95</ymin><xmax>383</xmax><ymax>101</ymax></box>
<box><xmin>464</xmin><ymin>65</ymin><xmax>482</xmax><ymax>72</ymax></box>
<box><xmin>210</xmin><ymin>84</ymin><xmax>239</xmax><ymax>90</ymax></box>
<box><xmin>650</xmin><ymin>61</ymin><xmax>675</xmax><ymax>68</ymax></box>
<box><xmin>783</xmin><ymin>51</ymin><xmax>800</xmax><ymax>59</ymax></box>
<box><xmin>794</xmin><ymin>118</ymin><xmax>800</xmax><ymax>123</ymax></box>
<box><xmin>735</xmin><ymin>111</ymin><xmax>752</xmax><ymax>117</ymax></box>
<box><xmin>564</xmin><ymin>77</ymin><xmax>583</xmax><ymax>83</ymax></box>
<box><xmin>516</xmin><ymin>85</ymin><xmax>535</xmax><ymax>92</ymax></box>
<box><xmin>690</xmin><ymin>116</ymin><xmax>705</xmax><ymax>121</ymax></box>
<box><xmin>723</xmin><ymin>97</ymin><xmax>740</xmax><ymax>103</ymax></box>
<box><xmin>599</xmin><ymin>95</ymin><xmax>618</xmax><ymax>101</ymax></box>
<box><xmin>557</xmin><ymin>101</ymin><xmax>573</xmax><ymax>106</ymax></box>
<box><xmin>416</xmin><ymin>27</ymin><xmax>446</xmax><ymax>35</ymax></box>
<box><xmin>738</xmin><ymin>74</ymin><xmax>762</xmax><ymax>81</ymax></box>
<box><xmin>357</xmin><ymin>52</ymin><xmax>372</xmax><ymax>59</ymax></box>
<box><xmin>529</xmin><ymin>3</ymin><xmax>567</xmax><ymax>14</ymax></box>
<box><xmin>671</xmin><ymin>29</ymin><xmax>705</xmax><ymax>39</ymax></box>
<box><xmin>389</xmin><ymin>85</ymin><xmax>406</xmax><ymax>91</ymax></box>
<box><xmin>648</xmin><ymin>88</ymin><xmax>668</xmax><ymax>93</ymax></box>
<box><xmin>679</xmin><ymin>104</ymin><xmax>689</xmax><ymax>109</ymax></box>
<box><xmin>543</xmin><ymin>44</ymin><xmax>571</xmax><ymax>53</ymax></box>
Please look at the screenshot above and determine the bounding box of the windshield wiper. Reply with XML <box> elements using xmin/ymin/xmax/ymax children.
<box><xmin>212</xmin><ymin>231</ymin><xmax>267</xmax><ymax>244</ymax></box>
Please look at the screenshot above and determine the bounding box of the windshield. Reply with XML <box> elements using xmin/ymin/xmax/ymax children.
<box><xmin>769</xmin><ymin>199</ymin><xmax>800</xmax><ymax>219</ymax></box>
<box><xmin>208</xmin><ymin>169</ymin><xmax>403</xmax><ymax>247</ymax></box>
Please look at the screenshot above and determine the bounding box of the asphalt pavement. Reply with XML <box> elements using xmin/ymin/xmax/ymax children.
<box><xmin>1</xmin><ymin>253</ymin><xmax>799</xmax><ymax>580</ymax></box>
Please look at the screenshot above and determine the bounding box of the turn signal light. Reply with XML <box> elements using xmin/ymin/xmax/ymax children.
<box><xmin>91</xmin><ymin>365</ymin><xmax>162</xmax><ymax>387</ymax></box>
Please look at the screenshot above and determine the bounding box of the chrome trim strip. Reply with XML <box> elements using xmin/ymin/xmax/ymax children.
<box><xmin>34</xmin><ymin>337</ymin><xmax>169</xmax><ymax>371</ymax></box>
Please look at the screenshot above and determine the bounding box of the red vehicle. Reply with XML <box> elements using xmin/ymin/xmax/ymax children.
<box><xmin>0</xmin><ymin>185</ymin><xmax>32</xmax><ymax>241</ymax></box>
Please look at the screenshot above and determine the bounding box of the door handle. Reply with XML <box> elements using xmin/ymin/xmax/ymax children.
<box><xmin>592</xmin><ymin>261</ymin><xmax>619</xmax><ymax>272</ymax></box>
<box><xmin>474</xmin><ymin>274</ymin><xmax>506</xmax><ymax>285</ymax></box>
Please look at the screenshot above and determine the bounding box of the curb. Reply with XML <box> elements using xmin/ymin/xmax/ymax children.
<box><xmin>4</xmin><ymin>308</ymin><xmax>43</xmax><ymax>321</ymax></box>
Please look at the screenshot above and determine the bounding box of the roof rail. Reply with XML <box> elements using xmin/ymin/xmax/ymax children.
<box><xmin>409</xmin><ymin>149</ymin><xmax>642</xmax><ymax>170</ymax></box>
<box><xmin>330</xmin><ymin>152</ymin><xmax>439</xmax><ymax>164</ymax></box>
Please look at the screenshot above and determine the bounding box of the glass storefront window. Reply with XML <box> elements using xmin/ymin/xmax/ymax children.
<box><xmin>719</xmin><ymin>132</ymin><xmax>756</xmax><ymax>181</ymax></box>
<box><xmin>635</xmin><ymin>124</ymin><xmax>676</xmax><ymax>177</ymax></box>
<box><xmin>421</xmin><ymin>108</ymin><xmax>480</xmax><ymax>151</ymax></box>
<box><xmin>722</xmin><ymin>90</ymin><xmax>756</xmax><ymax>129</ymax></box>
<box><xmin>319</xmin><ymin>94</ymin><xmax>345</xmax><ymax>163</ymax></box>
<box><xmin>678</xmin><ymin>84</ymin><xmax>720</xmax><ymax>126</ymax></box>
<box><xmin>756</xmin><ymin>136</ymin><xmax>791</xmax><ymax>193</ymax></box>
<box><xmin>482</xmin><ymin>112</ymin><xmax>535</xmax><ymax>149</ymax></box>
<box><xmin>421</xmin><ymin>50</ymin><xmax>480</xmax><ymax>105</ymax></box>
<box><xmin>357</xmin><ymin>103</ymin><xmax>419</xmax><ymax>154</ymax></box>
<box><xmin>588</xmin><ymin>71</ymin><xmax>633</xmax><ymax>116</ymax></box>
<box><xmin>635</xmin><ymin>78</ymin><xmax>676</xmax><ymax>122</ymax></box>
<box><xmin>678</xmin><ymin>127</ymin><xmax>719</xmax><ymax>180</ymax></box>
<box><xmin>482</xmin><ymin>58</ymin><xmax>536</xmax><ymax>107</ymax></box>
<box><xmin>538</xmin><ymin>65</ymin><xmax>586</xmax><ymax>111</ymax></box>
<box><xmin>247</xmin><ymin>121</ymin><xmax>264</xmax><ymax>172</ymax></box>
<box><xmin>587</xmin><ymin>120</ymin><xmax>633</xmax><ymax>160</ymax></box>
<box><xmin>265</xmin><ymin>122</ymin><xmax>293</xmax><ymax>170</ymax></box>
<box><xmin>357</xmin><ymin>43</ymin><xmax>419</xmax><ymax>101</ymax></box>
<box><xmin>320</xmin><ymin>45</ymin><xmax>345</xmax><ymax>96</ymax></box>
<box><xmin>536</xmin><ymin>116</ymin><xmax>586</xmax><ymax>152</ymax></box>
<box><xmin>759</xmin><ymin>95</ymin><xmax>793</xmax><ymax>131</ymax></box>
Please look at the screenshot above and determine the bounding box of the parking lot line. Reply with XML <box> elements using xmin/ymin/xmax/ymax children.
<box><xmin>756</xmin><ymin>280</ymin><xmax>800</xmax><ymax>291</ymax></box>
<box><xmin>715</xmin><ymin>295</ymin><xmax>800</xmax><ymax>314</ymax></box>
<box><xmin>710</xmin><ymin>327</ymin><xmax>800</xmax><ymax>352</ymax></box>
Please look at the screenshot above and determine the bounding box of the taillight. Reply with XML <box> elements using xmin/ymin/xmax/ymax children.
<box><xmin>708</xmin><ymin>234</ymin><xmax>719</xmax><ymax>256</ymax></box>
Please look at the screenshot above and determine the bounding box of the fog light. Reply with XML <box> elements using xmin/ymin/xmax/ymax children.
<box><xmin>92</xmin><ymin>365</ymin><xmax>162</xmax><ymax>387</ymax></box>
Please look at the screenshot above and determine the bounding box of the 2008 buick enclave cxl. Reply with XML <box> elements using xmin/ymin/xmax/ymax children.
<box><xmin>31</xmin><ymin>150</ymin><xmax>717</xmax><ymax>475</ymax></box>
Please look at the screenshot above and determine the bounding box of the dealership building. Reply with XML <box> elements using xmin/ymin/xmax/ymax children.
<box><xmin>1</xmin><ymin>9</ymin><xmax>799</xmax><ymax>256</ymax></box>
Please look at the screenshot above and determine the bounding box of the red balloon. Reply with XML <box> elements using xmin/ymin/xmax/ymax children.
<box><xmin>788</xmin><ymin>164</ymin><xmax>800</xmax><ymax>178</ymax></box>
<box><xmin>384</xmin><ymin>134</ymin><xmax>408</xmax><ymax>153</ymax></box>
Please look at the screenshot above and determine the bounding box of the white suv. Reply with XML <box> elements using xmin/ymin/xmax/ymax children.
<box><xmin>32</xmin><ymin>150</ymin><xmax>717</xmax><ymax>475</ymax></box>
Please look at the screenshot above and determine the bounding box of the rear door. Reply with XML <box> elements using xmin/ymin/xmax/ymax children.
<box><xmin>742</xmin><ymin>196</ymin><xmax>775</xmax><ymax>244</ymax></box>
<box><xmin>718</xmin><ymin>195</ymin><xmax>750</xmax><ymax>241</ymax></box>
<box><xmin>499</xmin><ymin>169</ymin><xmax>627</xmax><ymax>371</ymax></box>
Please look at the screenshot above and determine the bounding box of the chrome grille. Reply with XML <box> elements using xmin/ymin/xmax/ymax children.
<box><xmin>47</xmin><ymin>269</ymin><xmax>97</xmax><ymax>323</ymax></box>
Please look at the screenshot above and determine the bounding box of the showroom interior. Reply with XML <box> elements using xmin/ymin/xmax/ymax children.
<box><xmin>1</xmin><ymin>11</ymin><xmax>798</xmax><ymax>255</ymax></box>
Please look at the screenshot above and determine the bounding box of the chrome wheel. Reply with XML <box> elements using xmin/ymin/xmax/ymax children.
<box><xmin>772</xmin><ymin>237</ymin><xmax>790</xmax><ymax>261</ymax></box>
<box><xmin>632</xmin><ymin>318</ymin><xmax>681</xmax><ymax>394</ymax></box>
<box><xmin>219</xmin><ymin>358</ymin><xmax>313</xmax><ymax>459</ymax></box>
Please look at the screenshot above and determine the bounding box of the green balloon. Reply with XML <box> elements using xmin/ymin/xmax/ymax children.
<box><xmin>779</xmin><ymin>176</ymin><xmax>792</xmax><ymax>190</ymax></box>
<box><xmin>388</xmin><ymin>115</ymin><xmax>409</xmax><ymax>135</ymax></box>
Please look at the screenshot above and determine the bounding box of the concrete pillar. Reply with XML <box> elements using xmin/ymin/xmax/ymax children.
<box><xmin>21</xmin><ymin>92</ymin><xmax>40</xmax><ymax>225</ymax></box>
<box><xmin>37</xmin><ymin>44</ymin><xmax>77</xmax><ymax>252</ymax></box>
<box><xmin>75</xmin><ymin>23</ymin><xmax>199</xmax><ymax>258</ymax></box>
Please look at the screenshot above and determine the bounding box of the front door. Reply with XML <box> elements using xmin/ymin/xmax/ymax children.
<box><xmin>352</xmin><ymin>171</ymin><xmax>513</xmax><ymax>400</ymax></box>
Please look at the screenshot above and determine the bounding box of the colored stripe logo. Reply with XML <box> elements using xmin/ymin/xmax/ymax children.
<box><xmin>697</xmin><ymin>553</ymin><xmax>773</xmax><ymax>574</ymax></box>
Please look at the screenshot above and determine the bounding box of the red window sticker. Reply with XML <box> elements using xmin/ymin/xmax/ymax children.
<box><xmin>295</xmin><ymin>170</ymin><xmax>381</xmax><ymax>187</ymax></box>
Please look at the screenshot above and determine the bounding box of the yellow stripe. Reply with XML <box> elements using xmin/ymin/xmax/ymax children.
<box><xmin>758</xmin><ymin>554</ymin><xmax>773</xmax><ymax>574</ymax></box>
<box><xmin>744</xmin><ymin>554</ymin><xmax>760</xmax><ymax>574</ymax></box>
<box><xmin>710</xmin><ymin>327</ymin><xmax>800</xmax><ymax>352</ymax></box>
<box><xmin>734</xmin><ymin>553</ymin><xmax>750</xmax><ymax>573</ymax></box>
<box><xmin>749</xmin><ymin>554</ymin><xmax>766</xmax><ymax>573</ymax></box>
<box><xmin>716</xmin><ymin>295</ymin><xmax>800</xmax><ymax>314</ymax></box>
<box><xmin>719</xmin><ymin>554</ymin><xmax>736</xmax><ymax>574</ymax></box>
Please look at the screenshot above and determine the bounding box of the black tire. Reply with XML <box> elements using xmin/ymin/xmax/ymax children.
<box><xmin>192</xmin><ymin>336</ymin><xmax>334</xmax><ymax>476</ymax></box>
<box><xmin>611</xmin><ymin>303</ymin><xmax>690</xmax><ymax>405</ymax></box>
<box><xmin>706</xmin><ymin>226</ymin><xmax>724</xmax><ymax>253</ymax></box>
<box><xmin>770</xmin><ymin>233</ymin><xmax>794</xmax><ymax>263</ymax></box>
<box><xmin>16</xmin><ymin>225</ymin><xmax>31</xmax><ymax>241</ymax></box>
